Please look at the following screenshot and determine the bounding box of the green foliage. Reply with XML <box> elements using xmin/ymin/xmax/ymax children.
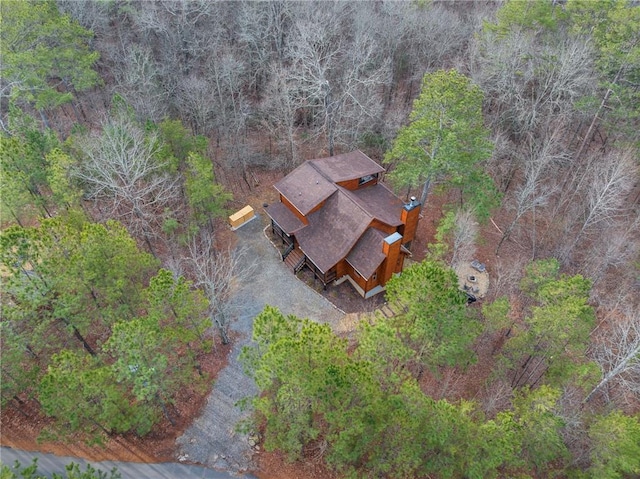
<box><xmin>0</xmin><ymin>322</ymin><xmax>40</xmax><ymax>408</ymax></box>
<box><xmin>0</xmin><ymin>129</ymin><xmax>59</xmax><ymax>223</ymax></box>
<box><xmin>250</xmin><ymin>305</ymin><xmax>303</xmax><ymax>351</ymax></box>
<box><xmin>0</xmin><ymin>214</ymin><xmax>211</xmax><ymax>439</ymax></box>
<box><xmin>425</xmin><ymin>210</ymin><xmax>456</xmax><ymax>261</ymax></box>
<box><xmin>502</xmin><ymin>259</ymin><xmax>596</xmax><ymax>388</ymax></box>
<box><xmin>519</xmin><ymin>257</ymin><xmax>561</xmax><ymax>296</ymax></box>
<box><xmin>567</xmin><ymin>0</ymin><xmax>640</xmax><ymax>78</ymax></box>
<box><xmin>0</xmin><ymin>136</ymin><xmax>35</xmax><ymax>225</ymax></box>
<box><xmin>39</xmin><ymin>350</ymin><xmax>153</xmax><ymax>438</ymax></box>
<box><xmin>243</xmin><ymin>305</ymin><xmax>521</xmax><ymax>478</ymax></box>
<box><xmin>104</xmin><ymin>312</ymin><xmax>193</xmax><ymax>405</ymax></box>
<box><xmin>485</xmin><ymin>0</ymin><xmax>568</xmax><ymax>37</ymax></box>
<box><xmin>385</xmin><ymin>260</ymin><xmax>482</xmax><ymax>373</ymax></box>
<box><xmin>355</xmin><ymin>318</ymin><xmax>413</xmax><ymax>379</ymax></box>
<box><xmin>184</xmin><ymin>152</ymin><xmax>232</xmax><ymax>225</ymax></box>
<box><xmin>482</xmin><ymin>296</ymin><xmax>512</xmax><ymax>333</ymax></box>
<box><xmin>157</xmin><ymin>119</ymin><xmax>207</xmax><ymax>163</ymax></box>
<box><xmin>0</xmin><ymin>0</ymin><xmax>100</xmax><ymax>114</ymax></box>
<box><xmin>151</xmin><ymin>118</ymin><xmax>232</xmax><ymax>228</ymax></box>
<box><xmin>146</xmin><ymin>268</ymin><xmax>210</xmax><ymax>344</ymax></box>
<box><xmin>1</xmin><ymin>458</ymin><xmax>120</xmax><ymax>479</ymax></box>
<box><xmin>566</xmin><ymin>0</ymin><xmax>640</xmax><ymax>146</ymax></box>
<box><xmin>383</xmin><ymin>69</ymin><xmax>496</xmax><ymax>211</ymax></box>
<box><xmin>46</xmin><ymin>148</ymin><xmax>82</xmax><ymax>209</ymax></box>
<box><xmin>588</xmin><ymin>410</ymin><xmax>640</xmax><ymax>479</ymax></box>
<box><xmin>246</xmin><ymin>307</ymin><xmax>349</xmax><ymax>460</ymax></box>
<box><xmin>511</xmin><ymin>386</ymin><xmax>569</xmax><ymax>473</ymax></box>
<box><xmin>1</xmin><ymin>215</ymin><xmax>156</xmax><ymax>334</ymax></box>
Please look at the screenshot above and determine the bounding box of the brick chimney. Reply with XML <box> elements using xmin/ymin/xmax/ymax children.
<box><xmin>381</xmin><ymin>232</ymin><xmax>403</xmax><ymax>284</ymax></box>
<box><xmin>400</xmin><ymin>196</ymin><xmax>421</xmax><ymax>247</ymax></box>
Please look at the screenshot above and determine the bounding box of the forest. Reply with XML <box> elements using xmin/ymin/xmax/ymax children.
<box><xmin>1</xmin><ymin>0</ymin><xmax>639</xmax><ymax>478</ymax></box>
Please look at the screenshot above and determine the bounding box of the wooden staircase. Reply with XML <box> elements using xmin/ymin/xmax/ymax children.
<box><xmin>284</xmin><ymin>247</ymin><xmax>305</xmax><ymax>273</ymax></box>
<box><xmin>379</xmin><ymin>303</ymin><xmax>397</xmax><ymax>318</ymax></box>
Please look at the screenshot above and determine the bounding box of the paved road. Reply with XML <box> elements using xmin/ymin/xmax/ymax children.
<box><xmin>175</xmin><ymin>213</ymin><xmax>344</xmax><ymax>474</ymax></box>
<box><xmin>0</xmin><ymin>447</ymin><xmax>257</xmax><ymax>479</ymax></box>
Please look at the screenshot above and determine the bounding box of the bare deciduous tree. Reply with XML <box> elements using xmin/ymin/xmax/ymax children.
<box><xmin>586</xmin><ymin>308</ymin><xmax>640</xmax><ymax>405</ymax></box>
<box><xmin>560</xmin><ymin>148</ymin><xmax>637</xmax><ymax>260</ymax></box>
<box><xmin>285</xmin><ymin>2</ymin><xmax>389</xmax><ymax>156</ymax></box>
<box><xmin>581</xmin><ymin>215</ymin><xmax>640</xmax><ymax>287</ymax></box>
<box><xmin>473</xmin><ymin>30</ymin><xmax>595</xmax><ymax>139</ymax></box>
<box><xmin>450</xmin><ymin>209</ymin><xmax>478</xmax><ymax>269</ymax></box>
<box><xmin>113</xmin><ymin>46</ymin><xmax>169</xmax><ymax>123</ymax></box>
<box><xmin>186</xmin><ymin>231</ymin><xmax>256</xmax><ymax>345</ymax></box>
<box><xmin>236</xmin><ymin>0</ymin><xmax>292</xmax><ymax>94</ymax></box>
<box><xmin>495</xmin><ymin>128</ymin><xmax>566</xmax><ymax>255</ymax></box>
<box><xmin>75</xmin><ymin>115</ymin><xmax>180</xmax><ymax>251</ymax></box>
<box><xmin>176</xmin><ymin>74</ymin><xmax>217</xmax><ymax>135</ymax></box>
<box><xmin>487</xmin><ymin>255</ymin><xmax>529</xmax><ymax>302</ymax></box>
<box><xmin>206</xmin><ymin>51</ymin><xmax>250</xmax><ymax>153</ymax></box>
<box><xmin>259</xmin><ymin>65</ymin><xmax>302</xmax><ymax>167</ymax></box>
<box><xmin>56</xmin><ymin>0</ymin><xmax>112</xmax><ymax>36</ymax></box>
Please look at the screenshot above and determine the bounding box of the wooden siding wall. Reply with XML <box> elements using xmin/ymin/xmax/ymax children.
<box><xmin>400</xmin><ymin>205</ymin><xmax>421</xmax><ymax>244</ymax></box>
<box><xmin>337</xmin><ymin>175</ymin><xmax>378</xmax><ymax>191</ymax></box>
<box><xmin>368</xmin><ymin>263</ymin><xmax>384</xmax><ymax>290</ymax></box>
<box><xmin>336</xmin><ymin>259</ymin><xmax>348</xmax><ymax>279</ymax></box>
<box><xmin>370</xmin><ymin>219</ymin><xmax>397</xmax><ymax>235</ymax></box>
<box><xmin>280</xmin><ymin>194</ymin><xmax>309</xmax><ymax>225</ymax></box>
<box><xmin>382</xmin><ymin>237</ymin><xmax>402</xmax><ymax>284</ymax></box>
<box><xmin>337</xmin><ymin>178</ymin><xmax>360</xmax><ymax>190</ymax></box>
<box><xmin>306</xmin><ymin>200</ymin><xmax>326</xmax><ymax>216</ymax></box>
<box><xmin>344</xmin><ymin>262</ymin><xmax>368</xmax><ymax>291</ymax></box>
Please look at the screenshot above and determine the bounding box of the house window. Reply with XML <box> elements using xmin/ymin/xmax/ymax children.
<box><xmin>358</xmin><ymin>173</ymin><xmax>377</xmax><ymax>185</ymax></box>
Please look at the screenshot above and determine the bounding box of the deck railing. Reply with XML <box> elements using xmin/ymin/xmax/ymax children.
<box><xmin>282</xmin><ymin>243</ymin><xmax>295</xmax><ymax>260</ymax></box>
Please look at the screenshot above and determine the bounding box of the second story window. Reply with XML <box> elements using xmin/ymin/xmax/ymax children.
<box><xmin>359</xmin><ymin>173</ymin><xmax>377</xmax><ymax>186</ymax></box>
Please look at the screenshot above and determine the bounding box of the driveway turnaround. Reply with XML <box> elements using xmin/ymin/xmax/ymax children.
<box><xmin>176</xmin><ymin>212</ymin><xmax>344</xmax><ymax>474</ymax></box>
<box><xmin>0</xmin><ymin>447</ymin><xmax>257</xmax><ymax>479</ymax></box>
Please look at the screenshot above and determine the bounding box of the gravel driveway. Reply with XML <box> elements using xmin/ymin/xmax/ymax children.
<box><xmin>176</xmin><ymin>213</ymin><xmax>344</xmax><ymax>474</ymax></box>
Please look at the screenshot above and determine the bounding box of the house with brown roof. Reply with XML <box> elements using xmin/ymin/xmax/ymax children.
<box><xmin>265</xmin><ymin>150</ymin><xmax>421</xmax><ymax>298</ymax></box>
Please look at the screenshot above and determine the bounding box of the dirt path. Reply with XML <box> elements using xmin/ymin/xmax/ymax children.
<box><xmin>175</xmin><ymin>213</ymin><xmax>344</xmax><ymax>474</ymax></box>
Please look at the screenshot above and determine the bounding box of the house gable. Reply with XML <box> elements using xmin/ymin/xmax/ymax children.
<box><xmin>274</xmin><ymin>162</ymin><xmax>336</xmax><ymax>215</ymax></box>
<box><xmin>346</xmin><ymin>227</ymin><xmax>387</xmax><ymax>279</ymax></box>
<box><xmin>296</xmin><ymin>189</ymin><xmax>372</xmax><ymax>273</ymax></box>
<box><xmin>310</xmin><ymin>150</ymin><xmax>384</xmax><ymax>185</ymax></box>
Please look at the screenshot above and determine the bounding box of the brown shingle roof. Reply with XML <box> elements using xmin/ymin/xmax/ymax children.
<box><xmin>270</xmin><ymin>150</ymin><xmax>413</xmax><ymax>278</ymax></box>
<box><xmin>274</xmin><ymin>162</ymin><xmax>336</xmax><ymax>215</ymax></box>
<box><xmin>346</xmin><ymin>228</ymin><xmax>386</xmax><ymax>279</ymax></box>
<box><xmin>346</xmin><ymin>183</ymin><xmax>404</xmax><ymax>227</ymax></box>
<box><xmin>310</xmin><ymin>150</ymin><xmax>384</xmax><ymax>183</ymax></box>
<box><xmin>264</xmin><ymin>202</ymin><xmax>305</xmax><ymax>234</ymax></box>
<box><xmin>296</xmin><ymin>190</ymin><xmax>372</xmax><ymax>273</ymax></box>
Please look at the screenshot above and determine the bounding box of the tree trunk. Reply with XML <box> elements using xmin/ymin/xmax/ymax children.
<box><xmin>420</xmin><ymin>176</ymin><xmax>431</xmax><ymax>206</ymax></box>
<box><xmin>156</xmin><ymin>393</ymin><xmax>176</xmax><ymax>426</ymax></box>
<box><xmin>215</xmin><ymin>317</ymin><xmax>230</xmax><ymax>345</ymax></box>
<box><xmin>60</xmin><ymin>318</ymin><xmax>97</xmax><ymax>356</ymax></box>
<box><xmin>585</xmin><ymin>344</ymin><xmax>640</xmax><ymax>403</ymax></box>
<box><xmin>12</xmin><ymin>397</ymin><xmax>30</xmax><ymax>417</ymax></box>
<box><xmin>73</xmin><ymin>325</ymin><xmax>97</xmax><ymax>356</ymax></box>
<box><xmin>38</xmin><ymin>109</ymin><xmax>50</xmax><ymax>130</ymax></box>
<box><xmin>574</xmin><ymin>67</ymin><xmax>622</xmax><ymax>163</ymax></box>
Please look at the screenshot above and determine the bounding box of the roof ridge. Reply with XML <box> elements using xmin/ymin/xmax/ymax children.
<box><xmin>336</xmin><ymin>185</ymin><xmax>374</xmax><ymax>221</ymax></box>
<box><xmin>308</xmin><ymin>158</ymin><xmax>333</xmax><ymax>183</ymax></box>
